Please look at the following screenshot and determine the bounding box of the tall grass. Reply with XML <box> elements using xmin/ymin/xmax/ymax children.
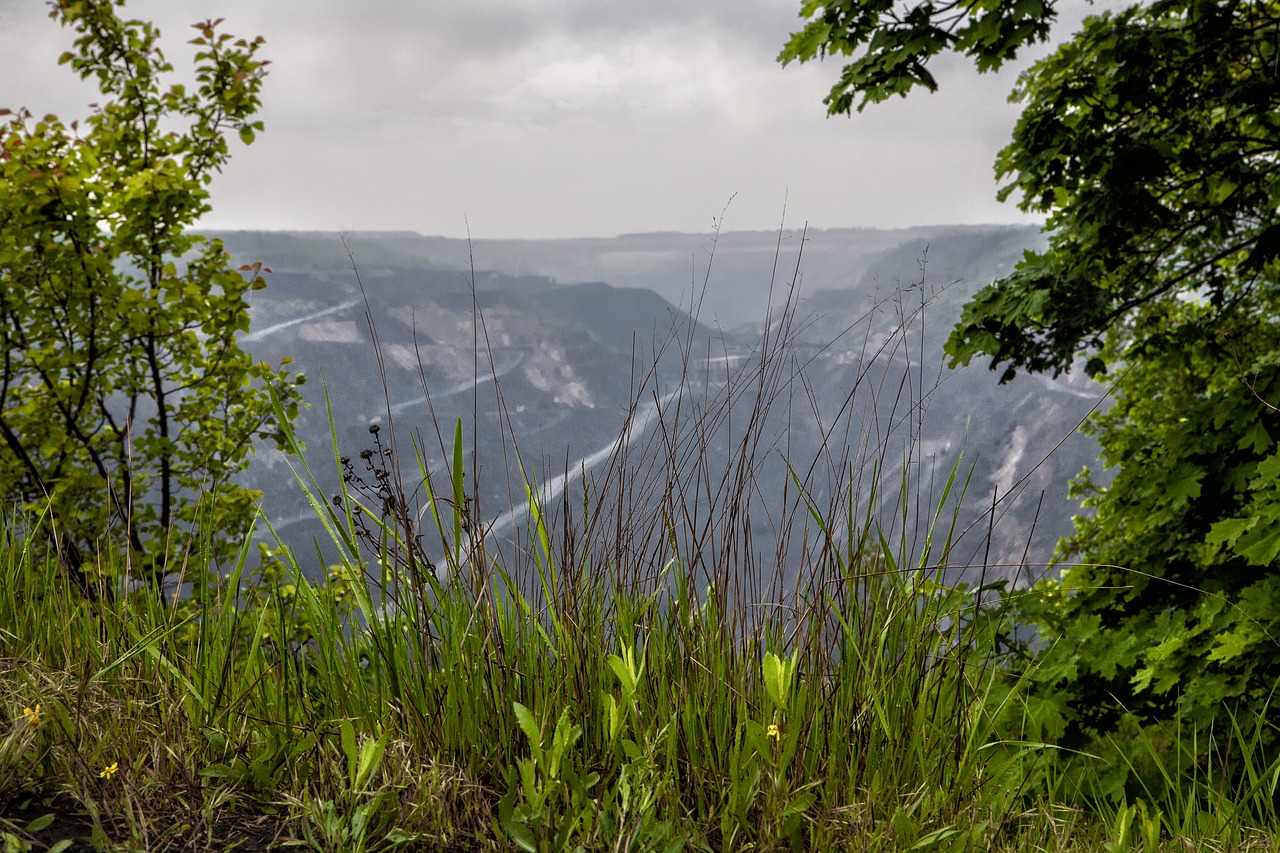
<box><xmin>1</xmin><ymin>235</ymin><xmax>1277</xmax><ymax>850</ymax></box>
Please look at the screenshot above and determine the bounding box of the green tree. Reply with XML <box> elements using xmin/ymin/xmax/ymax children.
<box><xmin>781</xmin><ymin>0</ymin><xmax>1280</xmax><ymax>786</ymax></box>
<box><xmin>0</xmin><ymin>0</ymin><xmax>303</xmax><ymax>592</ymax></box>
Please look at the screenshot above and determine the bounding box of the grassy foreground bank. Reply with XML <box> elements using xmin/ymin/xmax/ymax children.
<box><xmin>2</xmin><ymin>488</ymin><xmax>1276</xmax><ymax>852</ymax></box>
<box><xmin>2</xmin><ymin>281</ymin><xmax>1278</xmax><ymax>851</ymax></box>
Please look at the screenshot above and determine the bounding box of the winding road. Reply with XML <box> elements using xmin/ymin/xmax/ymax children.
<box><xmin>242</xmin><ymin>299</ymin><xmax>362</xmax><ymax>342</ymax></box>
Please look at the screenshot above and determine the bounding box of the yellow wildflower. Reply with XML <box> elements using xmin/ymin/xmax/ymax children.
<box><xmin>98</xmin><ymin>761</ymin><xmax>118</xmax><ymax>780</ymax></box>
<box><xmin>767</xmin><ymin>723</ymin><xmax>781</xmax><ymax>740</ymax></box>
<box><xmin>21</xmin><ymin>704</ymin><xmax>40</xmax><ymax>728</ymax></box>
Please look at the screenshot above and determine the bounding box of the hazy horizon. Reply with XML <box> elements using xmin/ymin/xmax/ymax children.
<box><xmin>207</xmin><ymin>220</ymin><xmax>1040</xmax><ymax>241</ymax></box>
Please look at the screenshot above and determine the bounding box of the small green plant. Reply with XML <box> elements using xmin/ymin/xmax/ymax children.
<box><xmin>282</xmin><ymin>720</ymin><xmax>418</xmax><ymax>852</ymax></box>
<box><xmin>597</xmin><ymin>638</ymin><xmax>688</xmax><ymax>851</ymax></box>
<box><xmin>499</xmin><ymin>702</ymin><xmax>601</xmax><ymax>853</ymax></box>
<box><xmin>717</xmin><ymin>651</ymin><xmax>816</xmax><ymax>849</ymax></box>
<box><xmin>758</xmin><ymin>651</ymin><xmax>818</xmax><ymax>842</ymax></box>
<box><xmin>1104</xmin><ymin>799</ymin><xmax>1163</xmax><ymax>853</ymax></box>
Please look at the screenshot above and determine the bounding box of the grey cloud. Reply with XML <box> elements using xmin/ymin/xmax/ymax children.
<box><xmin>1</xmin><ymin>0</ymin><xmax>1061</xmax><ymax>238</ymax></box>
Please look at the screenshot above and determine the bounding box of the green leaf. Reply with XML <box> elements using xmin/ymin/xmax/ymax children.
<box><xmin>512</xmin><ymin>702</ymin><xmax>542</xmax><ymax>762</ymax></box>
<box><xmin>607</xmin><ymin>652</ymin><xmax>637</xmax><ymax>695</ymax></box>
<box><xmin>1206</xmin><ymin>517</ymin><xmax>1252</xmax><ymax>552</ymax></box>
<box><xmin>24</xmin><ymin>814</ymin><xmax>54</xmax><ymax>833</ymax></box>
<box><xmin>762</xmin><ymin>651</ymin><xmax>794</xmax><ymax>712</ymax></box>
<box><xmin>783</xmin><ymin>791</ymin><xmax>817</xmax><ymax>817</ymax></box>
<box><xmin>1207</xmin><ymin>625</ymin><xmax>1259</xmax><ymax>663</ymax></box>
<box><xmin>354</xmin><ymin>727</ymin><xmax>388</xmax><ymax>791</ymax></box>
<box><xmin>340</xmin><ymin>718</ymin><xmax>358</xmax><ymax>785</ymax></box>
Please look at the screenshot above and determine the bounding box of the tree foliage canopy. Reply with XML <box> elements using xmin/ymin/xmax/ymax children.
<box><xmin>782</xmin><ymin>0</ymin><xmax>1280</xmax><ymax>786</ymax></box>
<box><xmin>779</xmin><ymin>0</ymin><xmax>1058</xmax><ymax>112</ymax></box>
<box><xmin>0</xmin><ymin>0</ymin><xmax>303</xmax><ymax>588</ymax></box>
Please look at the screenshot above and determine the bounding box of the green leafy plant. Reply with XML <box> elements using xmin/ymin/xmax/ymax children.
<box><xmin>754</xmin><ymin>651</ymin><xmax>818</xmax><ymax>844</ymax></box>
<box><xmin>282</xmin><ymin>720</ymin><xmax>418</xmax><ymax>853</ymax></box>
<box><xmin>499</xmin><ymin>702</ymin><xmax>601</xmax><ymax>853</ymax></box>
<box><xmin>0</xmin><ymin>0</ymin><xmax>303</xmax><ymax>590</ymax></box>
<box><xmin>781</xmin><ymin>0</ymin><xmax>1280</xmax><ymax>786</ymax></box>
<box><xmin>598</xmin><ymin>638</ymin><xmax>687</xmax><ymax>851</ymax></box>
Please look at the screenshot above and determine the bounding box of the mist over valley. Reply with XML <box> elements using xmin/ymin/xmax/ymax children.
<box><xmin>223</xmin><ymin>224</ymin><xmax>1104</xmax><ymax>589</ymax></box>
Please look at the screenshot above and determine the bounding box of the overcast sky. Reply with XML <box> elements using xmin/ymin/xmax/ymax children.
<box><xmin>1</xmin><ymin>1</ymin><xmax>1089</xmax><ymax>239</ymax></box>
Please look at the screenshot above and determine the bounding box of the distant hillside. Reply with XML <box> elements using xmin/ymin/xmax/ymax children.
<box><xmin>211</xmin><ymin>224</ymin><xmax>1046</xmax><ymax>327</ymax></box>
<box><xmin>220</xmin><ymin>226</ymin><xmax>1101</xmax><ymax>587</ymax></box>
